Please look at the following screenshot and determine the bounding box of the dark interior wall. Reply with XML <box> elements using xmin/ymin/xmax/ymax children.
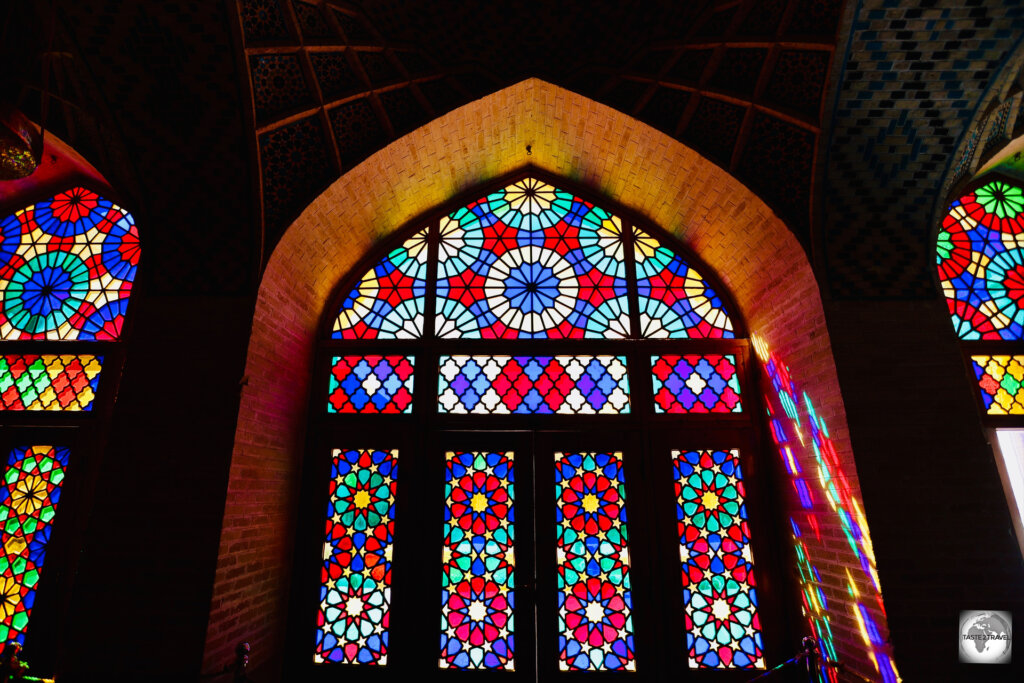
<box><xmin>825</xmin><ymin>297</ymin><xmax>1024</xmax><ymax>681</ymax></box>
<box><xmin>55</xmin><ymin>294</ymin><xmax>253</xmax><ymax>682</ymax></box>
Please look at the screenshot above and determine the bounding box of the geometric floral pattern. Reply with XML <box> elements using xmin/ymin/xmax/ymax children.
<box><xmin>328</xmin><ymin>356</ymin><xmax>415</xmax><ymax>414</ymax></box>
<box><xmin>436</xmin><ymin>178</ymin><xmax>630</xmax><ymax>339</ymax></box>
<box><xmin>673</xmin><ymin>449</ymin><xmax>763</xmax><ymax>669</ymax></box>
<box><xmin>554</xmin><ymin>451</ymin><xmax>635</xmax><ymax>671</ymax></box>
<box><xmin>316</xmin><ymin>449</ymin><xmax>398</xmax><ymax>665</ymax></box>
<box><xmin>440</xmin><ymin>451</ymin><xmax>515</xmax><ymax>670</ymax></box>
<box><xmin>437</xmin><ymin>355</ymin><xmax>630</xmax><ymax>414</ymax></box>
<box><xmin>937</xmin><ymin>179</ymin><xmax>1024</xmax><ymax>340</ymax></box>
<box><xmin>971</xmin><ymin>355</ymin><xmax>1024</xmax><ymax>414</ymax></box>
<box><xmin>0</xmin><ymin>355</ymin><xmax>103</xmax><ymax>411</ymax></box>
<box><xmin>651</xmin><ymin>354</ymin><xmax>742</xmax><ymax>413</ymax></box>
<box><xmin>633</xmin><ymin>227</ymin><xmax>734</xmax><ymax>339</ymax></box>
<box><xmin>332</xmin><ymin>228</ymin><xmax>428</xmax><ymax>339</ymax></box>
<box><xmin>0</xmin><ymin>445</ymin><xmax>69</xmax><ymax>644</ymax></box>
<box><xmin>0</xmin><ymin>187</ymin><xmax>139</xmax><ymax>340</ymax></box>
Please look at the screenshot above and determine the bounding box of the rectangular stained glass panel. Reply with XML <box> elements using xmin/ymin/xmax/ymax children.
<box><xmin>971</xmin><ymin>355</ymin><xmax>1024</xmax><ymax>414</ymax></box>
<box><xmin>554</xmin><ymin>451</ymin><xmax>635</xmax><ymax>671</ymax></box>
<box><xmin>438</xmin><ymin>355</ymin><xmax>630</xmax><ymax>414</ymax></box>
<box><xmin>673</xmin><ymin>449</ymin><xmax>764</xmax><ymax>669</ymax></box>
<box><xmin>0</xmin><ymin>445</ymin><xmax>69</xmax><ymax>644</ymax></box>
<box><xmin>440</xmin><ymin>451</ymin><xmax>515</xmax><ymax>669</ymax></box>
<box><xmin>435</xmin><ymin>178</ymin><xmax>630</xmax><ymax>339</ymax></box>
<box><xmin>328</xmin><ymin>356</ymin><xmax>415</xmax><ymax>414</ymax></box>
<box><xmin>316</xmin><ymin>449</ymin><xmax>398</xmax><ymax>665</ymax></box>
<box><xmin>0</xmin><ymin>355</ymin><xmax>102</xmax><ymax>411</ymax></box>
<box><xmin>651</xmin><ymin>355</ymin><xmax>742</xmax><ymax>413</ymax></box>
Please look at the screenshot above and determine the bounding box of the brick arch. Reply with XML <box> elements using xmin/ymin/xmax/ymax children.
<box><xmin>204</xmin><ymin>79</ymin><xmax>873</xmax><ymax>676</ymax></box>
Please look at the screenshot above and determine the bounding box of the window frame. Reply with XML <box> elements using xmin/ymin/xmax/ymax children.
<box><xmin>288</xmin><ymin>168</ymin><xmax>797</xmax><ymax>681</ymax></box>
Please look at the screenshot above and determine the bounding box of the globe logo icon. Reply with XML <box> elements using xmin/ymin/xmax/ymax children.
<box><xmin>959</xmin><ymin>610</ymin><xmax>1012</xmax><ymax>664</ymax></box>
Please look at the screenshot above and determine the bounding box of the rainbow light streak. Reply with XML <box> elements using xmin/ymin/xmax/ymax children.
<box><xmin>753</xmin><ymin>335</ymin><xmax>900</xmax><ymax>683</ymax></box>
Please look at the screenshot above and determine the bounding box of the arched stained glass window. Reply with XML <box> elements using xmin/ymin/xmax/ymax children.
<box><xmin>302</xmin><ymin>173</ymin><xmax>780</xmax><ymax>680</ymax></box>
<box><xmin>0</xmin><ymin>185</ymin><xmax>140</xmax><ymax>657</ymax></box>
<box><xmin>937</xmin><ymin>174</ymin><xmax>1024</xmax><ymax>558</ymax></box>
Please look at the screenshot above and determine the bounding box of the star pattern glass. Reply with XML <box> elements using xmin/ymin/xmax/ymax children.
<box><xmin>332</xmin><ymin>228</ymin><xmax>428</xmax><ymax>339</ymax></box>
<box><xmin>440</xmin><ymin>451</ymin><xmax>515</xmax><ymax>670</ymax></box>
<box><xmin>0</xmin><ymin>354</ymin><xmax>103</xmax><ymax>411</ymax></box>
<box><xmin>937</xmin><ymin>179</ymin><xmax>1024</xmax><ymax>339</ymax></box>
<box><xmin>438</xmin><ymin>356</ymin><xmax>630</xmax><ymax>414</ymax></box>
<box><xmin>328</xmin><ymin>356</ymin><xmax>415</xmax><ymax>414</ymax></box>
<box><xmin>971</xmin><ymin>355</ymin><xmax>1024</xmax><ymax>414</ymax></box>
<box><xmin>554</xmin><ymin>451</ymin><xmax>635</xmax><ymax>671</ymax></box>
<box><xmin>673</xmin><ymin>449</ymin><xmax>763</xmax><ymax>669</ymax></box>
<box><xmin>436</xmin><ymin>178</ymin><xmax>630</xmax><ymax>338</ymax></box>
<box><xmin>0</xmin><ymin>187</ymin><xmax>139</xmax><ymax>340</ymax></box>
<box><xmin>316</xmin><ymin>449</ymin><xmax>398</xmax><ymax>665</ymax></box>
<box><xmin>0</xmin><ymin>445</ymin><xmax>69</xmax><ymax>644</ymax></box>
<box><xmin>651</xmin><ymin>354</ymin><xmax>742</xmax><ymax>413</ymax></box>
<box><xmin>634</xmin><ymin>228</ymin><xmax>734</xmax><ymax>339</ymax></box>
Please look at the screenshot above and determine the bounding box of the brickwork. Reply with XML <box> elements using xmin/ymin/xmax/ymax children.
<box><xmin>203</xmin><ymin>79</ymin><xmax>885</xmax><ymax>677</ymax></box>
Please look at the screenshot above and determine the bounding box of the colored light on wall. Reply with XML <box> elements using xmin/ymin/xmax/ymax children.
<box><xmin>316</xmin><ymin>449</ymin><xmax>398</xmax><ymax>665</ymax></box>
<box><xmin>971</xmin><ymin>355</ymin><xmax>1024</xmax><ymax>414</ymax></box>
<box><xmin>554</xmin><ymin>451</ymin><xmax>635</xmax><ymax>671</ymax></box>
<box><xmin>673</xmin><ymin>449</ymin><xmax>764</xmax><ymax>669</ymax></box>
<box><xmin>328</xmin><ymin>356</ymin><xmax>415</xmax><ymax>414</ymax></box>
<box><xmin>440</xmin><ymin>451</ymin><xmax>515</xmax><ymax>670</ymax></box>
<box><xmin>438</xmin><ymin>355</ymin><xmax>630</xmax><ymax>415</ymax></box>
<box><xmin>0</xmin><ymin>445</ymin><xmax>69</xmax><ymax>644</ymax></box>
<box><xmin>0</xmin><ymin>187</ymin><xmax>138</xmax><ymax>340</ymax></box>
<box><xmin>0</xmin><ymin>354</ymin><xmax>102</xmax><ymax>411</ymax></box>
<box><xmin>651</xmin><ymin>354</ymin><xmax>742</xmax><ymax>413</ymax></box>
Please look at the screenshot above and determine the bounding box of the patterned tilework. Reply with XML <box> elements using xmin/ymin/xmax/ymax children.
<box><xmin>824</xmin><ymin>1</ymin><xmax>1024</xmax><ymax>299</ymax></box>
<box><xmin>250</xmin><ymin>54</ymin><xmax>314</xmax><ymax>122</ymax></box>
<box><xmin>0</xmin><ymin>355</ymin><xmax>103</xmax><ymax>411</ymax></box>
<box><xmin>971</xmin><ymin>355</ymin><xmax>1024</xmax><ymax>415</ymax></box>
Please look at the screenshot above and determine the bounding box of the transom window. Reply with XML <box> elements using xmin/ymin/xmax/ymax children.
<box><xmin>297</xmin><ymin>173</ymin><xmax>782</xmax><ymax>680</ymax></box>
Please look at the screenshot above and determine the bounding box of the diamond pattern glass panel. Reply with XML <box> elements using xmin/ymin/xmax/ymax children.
<box><xmin>652</xmin><ymin>354</ymin><xmax>742</xmax><ymax>413</ymax></box>
<box><xmin>634</xmin><ymin>227</ymin><xmax>734</xmax><ymax>338</ymax></box>
<box><xmin>332</xmin><ymin>228</ymin><xmax>428</xmax><ymax>339</ymax></box>
<box><xmin>0</xmin><ymin>188</ymin><xmax>139</xmax><ymax>340</ymax></box>
<box><xmin>436</xmin><ymin>178</ymin><xmax>630</xmax><ymax>339</ymax></box>
<box><xmin>440</xmin><ymin>451</ymin><xmax>515</xmax><ymax>670</ymax></box>
<box><xmin>673</xmin><ymin>449</ymin><xmax>763</xmax><ymax>669</ymax></box>
<box><xmin>0</xmin><ymin>446</ymin><xmax>69</xmax><ymax>644</ymax></box>
<box><xmin>971</xmin><ymin>354</ymin><xmax>1024</xmax><ymax>414</ymax></box>
<box><xmin>328</xmin><ymin>356</ymin><xmax>415</xmax><ymax>414</ymax></box>
<box><xmin>438</xmin><ymin>355</ymin><xmax>630</xmax><ymax>414</ymax></box>
<box><xmin>316</xmin><ymin>449</ymin><xmax>398</xmax><ymax>665</ymax></box>
<box><xmin>0</xmin><ymin>355</ymin><xmax>103</xmax><ymax>411</ymax></box>
<box><xmin>555</xmin><ymin>451</ymin><xmax>635</xmax><ymax>671</ymax></box>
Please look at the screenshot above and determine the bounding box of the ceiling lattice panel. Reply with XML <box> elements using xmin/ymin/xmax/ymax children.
<box><xmin>238</xmin><ymin>0</ymin><xmax>846</xmax><ymax>263</ymax></box>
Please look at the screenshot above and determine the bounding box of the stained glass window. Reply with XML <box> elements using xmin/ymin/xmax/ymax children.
<box><xmin>634</xmin><ymin>228</ymin><xmax>734</xmax><ymax>339</ymax></box>
<box><xmin>332</xmin><ymin>228</ymin><xmax>428</xmax><ymax>339</ymax></box>
<box><xmin>328</xmin><ymin>356</ymin><xmax>415</xmax><ymax>414</ymax></box>
<box><xmin>0</xmin><ymin>187</ymin><xmax>139</xmax><ymax>340</ymax></box>
<box><xmin>316</xmin><ymin>448</ymin><xmax>398</xmax><ymax>665</ymax></box>
<box><xmin>554</xmin><ymin>451</ymin><xmax>635</xmax><ymax>671</ymax></box>
<box><xmin>436</xmin><ymin>178</ymin><xmax>630</xmax><ymax>339</ymax></box>
<box><xmin>971</xmin><ymin>355</ymin><xmax>1024</xmax><ymax>414</ymax></box>
<box><xmin>437</xmin><ymin>356</ymin><xmax>630</xmax><ymax>415</ymax></box>
<box><xmin>0</xmin><ymin>355</ymin><xmax>103</xmax><ymax>411</ymax></box>
<box><xmin>440</xmin><ymin>451</ymin><xmax>515</xmax><ymax>670</ymax></box>
<box><xmin>652</xmin><ymin>355</ymin><xmax>742</xmax><ymax>413</ymax></box>
<box><xmin>937</xmin><ymin>179</ymin><xmax>1024</xmax><ymax>340</ymax></box>
<box><xmin>0</xmin><ymin>445</ymin><xmax>69</xmax><ymax>644</ymax></box>
<box><xmin>673</xmin><ymin>449</ymin><xmax>763</xmax><ymax>669</ymax></box>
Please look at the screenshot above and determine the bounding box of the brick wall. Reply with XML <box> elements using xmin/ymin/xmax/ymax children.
<box><xmin>202</xmin><ymin>79</ymin><xmax>888</xmax><ymax>678</ymax></box>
